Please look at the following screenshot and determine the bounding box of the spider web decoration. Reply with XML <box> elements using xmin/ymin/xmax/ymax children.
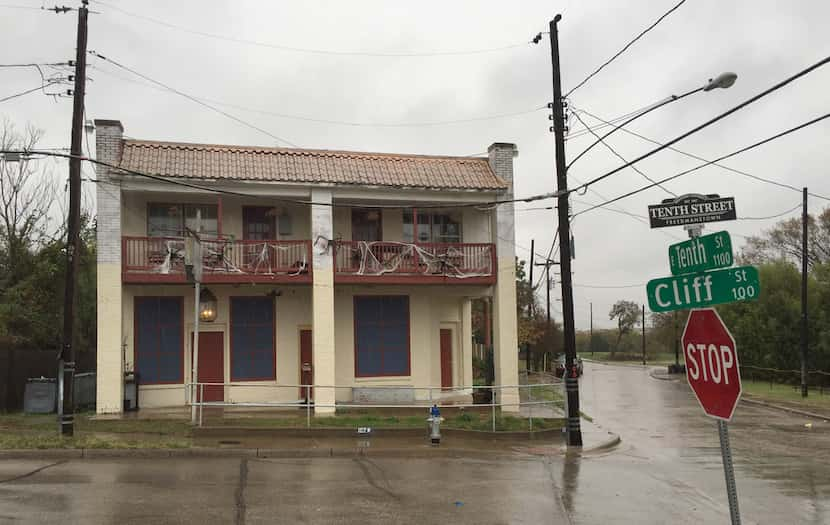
<box><xmin>346</xmin><ymin>241</ymin><xmax>492</xmax><ymax>278</ymax></box>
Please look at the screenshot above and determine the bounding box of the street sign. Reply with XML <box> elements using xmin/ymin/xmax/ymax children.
<box><xmin>647</xmin><ymin>265</ymin><xmax>760</xmax><ymax>313</ymax></box>
<box><xmin>682</xmin><ymin>308</ymin><xmax>742</xmax><ymax>420</ymax></box>
<box><xmin>648</xmin><ymin>194</ymin><xmax>736</xmax><ymax>229</ymax></box>
<box><xmin>669</xmin><ymin>231</ymin><xmax>733</xmax><ymax>276</ymax></box>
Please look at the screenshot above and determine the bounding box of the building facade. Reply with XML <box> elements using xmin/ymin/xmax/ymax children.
<box><xmin>94</xmin><ymin>119</ymin><xmax>519</xmax><ymax>415</ymax></box>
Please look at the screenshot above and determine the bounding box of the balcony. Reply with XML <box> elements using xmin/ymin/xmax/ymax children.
<box><xmin>334</xmin><ymin>241</ymin><xmax>496</xmax><ymax>285</ymax></box>
<box><xmin>122</xmin><ymin>236</ymin><xmax>312</xmax><ymax>284</ymax></box>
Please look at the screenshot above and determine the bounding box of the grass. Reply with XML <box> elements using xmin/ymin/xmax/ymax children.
<box><xmin>741</xmin><ymin>379</ymin><xmax>830</xmax><ymax>412</ymax></box>
<box><xmin>0</xmin><ymin>409</ymin><xmax>564</xmax><ymax>449</ymax></box>
<box><xmin>0</xmin><ymin>413</ymin><xmax>192</xmax><ymax>450</ymax></box>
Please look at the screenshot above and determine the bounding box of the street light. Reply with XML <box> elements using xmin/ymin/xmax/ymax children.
<box><xmin>199</xmin><ymin>288</ymin><xmax>217</xmax><ymax>322</ymax></box>
<box><xmin>567</xmin><ymin>72</ymin><xmax>738</xmax><ymax>168</ymax></box>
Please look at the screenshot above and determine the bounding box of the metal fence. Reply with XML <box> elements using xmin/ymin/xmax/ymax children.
<box><xmin>185</xmin><ymin>381</ymin><xmax>564</xmax><ymax>431</ymax></box>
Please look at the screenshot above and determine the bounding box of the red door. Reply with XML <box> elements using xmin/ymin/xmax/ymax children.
<box><xmin>440</xmin><ymin>329</ymin><xmax>453</xmax><ymax>390</ymax></box>
<box><xmin>192</xmin><ymin>332</ymin><xmax>224</xmax><ymax>402</ymax></box>
<box><xmin>299</xmin><ymin>330</ymin><xmax>313</xmax><ymax>400</ymax></box>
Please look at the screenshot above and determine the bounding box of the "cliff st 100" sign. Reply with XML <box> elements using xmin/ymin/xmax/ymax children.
<box><xmin>648</xmin><ymin>194</ymin><xmax>736</xmax><ymax>229</ymax></box>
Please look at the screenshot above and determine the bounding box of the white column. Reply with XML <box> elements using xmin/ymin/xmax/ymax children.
<box><xmin>311</xmin><ymin>189</ymin><xmax>336</xmax><ymax>415</ymax></box>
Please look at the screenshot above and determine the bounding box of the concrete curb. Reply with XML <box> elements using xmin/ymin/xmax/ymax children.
<box><xmin>649</xmin><ymin>369</ymin><xmax>683</xmax><ymax>382</ymax></box>
<box><xmin>0</xmin><ymin>446</ymin><xmax>536</xmax><ymax>460</ymax></box>
<box><xmin>740</xmin><ymin>396</ymin><xmax>830</xmax><ymax>421</ymax></box>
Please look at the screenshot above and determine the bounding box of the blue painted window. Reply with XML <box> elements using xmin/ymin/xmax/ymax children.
<box><xmin>135</xmin><ymin>297</ymin><xmax>183</xmax><ymax>384</ymax></box>
<box><xmin>354</xmin><ymin>296</ymin><xmax>410</xmax><ymax>377</ymax></box>
<box><xmin>230</xmin><ymin>297</ymin><xmax>275</xmax><ymax>381</ymax></box>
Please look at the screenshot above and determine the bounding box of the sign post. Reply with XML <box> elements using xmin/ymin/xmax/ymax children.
<box><xmin>682</xmin><ymin>308</ymin><xmax>742</xmax><ymax>524</ymax></box>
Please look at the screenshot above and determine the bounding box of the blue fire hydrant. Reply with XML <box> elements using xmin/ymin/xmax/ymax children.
<box><xmin>427</xmin><ymin>404</ymin><xmax>443</xmax><ymax>445</ymax></box>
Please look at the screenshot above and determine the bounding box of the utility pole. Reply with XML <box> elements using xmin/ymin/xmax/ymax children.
<box><xmin>589</xmin><ymin>302</ymin><xmax>593</xmax><ymax>356</ymax></box>
<box><xmin>548</xmin><ymin>14</ymin><xmax>582</xmax><ymax>447</ymax></box>
<box><xmin>534</xmin><ymin>257</ymin><xmax>556</xmax><ymax>372</ymax></box>
<box><xmin>642</xmin><ymin>304</ymin><xmax>646</xmax><ymax>366</ymax></box>
<box><xmin>59</xmin><ymin>0</ymin><xmax>88</xmax><ymax>437</ymax></box>
<box><xmin>528</xmin><ymin>239</ymin><xmax>535</xmax><ymax>373</ymax></box>
<box><xmin>801</xmin><ymin>187</ymin><xmax>808</xmax><ymax>397</ymax></box>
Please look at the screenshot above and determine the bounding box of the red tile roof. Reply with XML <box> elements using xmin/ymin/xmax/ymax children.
<box><xmin>118</xmin><ymin>139</ymin><xmax>508</xmax><ymax>191</ymax></box>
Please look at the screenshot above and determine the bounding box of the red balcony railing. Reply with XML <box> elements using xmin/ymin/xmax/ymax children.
<box><xmin>122</xmin><ymin>236</ymin><xmax>312</xmax><ymax>283</ymax></box>
<box><xmin>334</xmin><ymin>241</ymin><xmax>495</xmax><ymax>284</ymax></box>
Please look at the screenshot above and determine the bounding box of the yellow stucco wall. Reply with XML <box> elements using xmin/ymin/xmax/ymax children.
<box><xmin>119</xmin><ymin>283</ymin><xmax>477</xmax><ymax>409</ymax></box>
<box><xmin>96</xmin><ymin>263</ymin><xmax>124</xmax><ymax>414</ymax></box>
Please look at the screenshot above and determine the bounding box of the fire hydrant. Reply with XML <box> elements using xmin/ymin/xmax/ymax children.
<box><xmin>427</xmin><ymin>404</ymin><xmax>443</xmax><ymax>445</ymax></box>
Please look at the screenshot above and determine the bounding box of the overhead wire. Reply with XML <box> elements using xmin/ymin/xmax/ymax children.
<box><xmin>90</xmin><ymin>62</ymin><xmax>548</xmax><ymax>129</ymax></box>
<box><xmin>573</xmin><ymin>105</ymin><xmax>830</xmax><ymax>202</ymax></box>
<box><xmin>572</xmin><ymin>111</ymin><xmax>830</xmax><ymax>218</ymax></box>
<box><xmin>0</xmin><ymin>82</ymin><xmax>60</xmax><ymax>103</ymax></box>
<box><xmin>88</xmin><ymin>51</ymin><xmax>300</xmax><ymax>148</ymax></box>
<box><xmin>90</xmin><ymin>0</ymin><xmax>531</xmax><ymax>58</ymax></box>
<box><xmin>569</xmin><ymin>109</ymin><xmax>676</xmax><ymax>196</ymax></box>
<box><xmin>564</xmin><ymin>0</ymin><xmax>688</xmax><ymax>97</ymax></box>
<box><xmin>570</xmin><ymin>56</ymin><xmax>830</xmax><ymax>196</ymax></box>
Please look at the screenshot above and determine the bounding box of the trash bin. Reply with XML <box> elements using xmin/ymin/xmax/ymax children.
<box><xmin>124</xmin><ymin>372</ymin><xmax>139</xmax><ymax>412</ymax></box>
<box><xmin>23</xmin><ymin>377</ymin><xmax>57</xmax><ymax>414</ymax></box>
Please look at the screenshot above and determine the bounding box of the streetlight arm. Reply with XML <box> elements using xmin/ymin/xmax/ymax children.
<box><xmin>566</xmin><ymin>85</ymin><xmax>703</xmax><ymax>170</ymax></box>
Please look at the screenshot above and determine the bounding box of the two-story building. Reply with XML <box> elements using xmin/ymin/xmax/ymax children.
<box><xmin>94</xmin><ymin>119</ymin><xmax>519</xmax><ymax>415</ymax></box>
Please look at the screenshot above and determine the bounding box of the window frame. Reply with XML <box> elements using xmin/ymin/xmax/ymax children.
<box><xmin>353</xmin><ymin>295</ymin><xmax>411</xmax><ymax>378</ymax></box>
<box><xmin>229</xmin><ymin>296</ymin><xmax>277</xmax><ymax>382</ymax></box>
<box><xmin>133</xmin><ymin>296</ymin><xmax>184</xmax><ymax>385</ymax></box>
<box><xmin>147</xmin><ymin>203</ymin><xmax>219</xmax><ymax>238</ymax></box>
<box><xmin>402</xmin><ymin>210</ymin><xmax>462</xmax><ymax>243</ymax></box>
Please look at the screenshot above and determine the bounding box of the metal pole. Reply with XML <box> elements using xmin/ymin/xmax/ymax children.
<box><xmin>674</xmin><ymin>310</ymin><xmax>679</xmax><ymax>367</ymax></box>
<box><xmin>642</xmin><ymin>304</ymin><xmax>646</xmax><ymax>366</ymax></box>
<box><xmin>191</xmin><ymin>281</ymin><xmax>200</xmax><ymax>424</ymax></box>
<box><xmin>492</xmin><ymin>397</ymin><xmax>496</xmax><ymax>432</ymax></box>
<box><xmin>199</xmin><ymin>383</ymin><xmax>204</xmax><ymax>427</ymax></box>
<box><xmin>59</xmin><ymin>0</ymin><xmax>89</xmax><ymax>437</ymax></box>
<box><xmin>718</xmin><ymin>420</ymin><xmax>742</xmax><ymax>524</ymax></box>
<box><xmin>306</xmin><ymin>385</ymin><xmax>311</xmax><ymax>428</ymax></box>
<box><xmin>801</xmin><ymin>187</ymin><xmax>808</xmax><ymax>398</ymax></box>
<box><xmin>529</xmin><ymin>385</ymin><xmax>533</xmax><ymax>432</ymax></box>
<box><xmin>548</xmin><ymin>14</ymin><xmax>582</xmax><ymax>447</ymax></box>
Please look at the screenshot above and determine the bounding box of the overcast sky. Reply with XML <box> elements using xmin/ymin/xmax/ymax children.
<box><xmin>2</xmin><ymin>0</ymin><xmax>829</xmax><ymax>329</ymax></box>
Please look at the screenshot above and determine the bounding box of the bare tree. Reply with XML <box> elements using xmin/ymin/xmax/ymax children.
<box><xmin>741</xmin><ymin>208</ymin><xmax>830</xmax><ymax>271</ymax></box>
<box><xmin>0</xmin><ymin>119</ymin><xmax>57</xmax><ymax>284</ymax></box>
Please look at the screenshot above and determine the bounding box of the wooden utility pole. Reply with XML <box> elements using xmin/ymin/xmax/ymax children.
<box><xmin>59</xmin><ymin>0</ymin><xmax>88</xmax><ymax>436</ymax></box>
<box><xmin>642</xmin><ymin>304</ymin><xmax>646</xmax><ymax>366</ymax></box>
<box><xmin>527</xmin><ymin>239</ymin><xmax>535</xmax><ymax>373</ymax></box>
<box><xmin>801</xmin><ymin>187</ymin><xmax>808</xmax><ymax>397</ymax></box>
<box><xmin>590</xmin><ymin>302</ymin><xmax>593</xmax><ymax>356</ymax></box>
<box><xmin>548</xmin><ymin>14</ymin><xmax>582</xmax><ymax>447</ymax></box>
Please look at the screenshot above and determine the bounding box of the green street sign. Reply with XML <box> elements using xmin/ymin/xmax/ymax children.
<box><xmin>669</xmin><ymin>231</ymin><xmax>733</xmax><ymax>276</ymax></box>
<box><xmin>647</xmin><ymin>265</ymin><xmax>760</xmax><ymax>313</ymax></box>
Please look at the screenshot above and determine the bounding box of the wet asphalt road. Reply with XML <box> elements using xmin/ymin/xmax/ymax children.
<box><xmin>1</xmin><ymin>362</ymin><xmax>828</xmax><ymax>524</ymax></box>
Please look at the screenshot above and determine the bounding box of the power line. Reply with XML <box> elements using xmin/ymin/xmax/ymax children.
<box><xmin>88</xmin><ymin>51</ymin><xmax>299</xmax><ymax>148</ymax></box>
<box><xmin>90</xmin><ymin>62</ymin><xmax>548</xmax><ymax>129</ymax></box>
<box><xmin>0</xmin><ymin>82</ymin><xmax>60</xmax><ymax>103</ymax></box>
<box><xmin>573</xmin><ymin>106</ymin><xmax>830</xmax><ymax>202</ymax></box>
<box><xmin>564</xmin><ymin>0</ymin><xmax>689</xmax><ymax>97</ymax></box>
<box><xmin>570</xmin><ymin>110</ymin><xmax>676</xmax><ymax>196</ymax></box>
<box><xmin>740</xmin><ymin>203</ymin><xmax>802</xmax><ymax>221</ymax></box>
<box><xmin>571</xmin><ymin>56</ymin><xmax>830</xmax><ymax>195</ymax></box>
<box><xmin>572</xmin><ymin>111</ymin><xmax>830</xmax><ymax>218</ymax></box>
<box><xmin>90</xmin><ymin>0</ymin><xmax>530</xmax><ymax>58</ymax></box>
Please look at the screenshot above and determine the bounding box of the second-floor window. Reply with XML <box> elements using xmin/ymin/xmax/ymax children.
<box><xmin>403</xmin><ymin>211</ymin><xmax>461</xmax><ymax>243</ymax></box>
<box><xmin>148</xmin><ymin>204</ymin><xmax>218</xmax><ymax>237</ymax></box>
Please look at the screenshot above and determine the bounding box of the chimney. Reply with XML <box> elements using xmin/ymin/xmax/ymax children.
<box><xmin>93</xmin><ymin>119</ymin><xmax>123</xmax><ymax>173</ymax></box>
<box><xmin>487</xmin><ymin>142</ymin><xmax>518</xmax><ymax>196</ymax></box>
<box><xmin>93</xmin><ymin>119</ymin><xmax>123</xmax><ymax>265</ymax></box>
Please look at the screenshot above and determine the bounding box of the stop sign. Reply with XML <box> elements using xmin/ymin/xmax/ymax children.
<box><xmin>681</xmin><ymin>308</ymin><xmax>742</xmax><ymax>420</ymax></box>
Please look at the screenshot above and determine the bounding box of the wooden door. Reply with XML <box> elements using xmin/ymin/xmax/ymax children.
<box><xmin>243</xmin><ymin>206</ymin><xmax>276</xmax><ymax>240</ymax></box>
<box><xmin>440</xmin><ymin>329</ymin><xmax>453</xmax><ymax>390</ymax></box>
<box><xmin>192</xmin><ymin>332</ymin><xmax>224</xmax><ymax>402</ymax></box>
<box><xmin>299</xmin><ymin>329</ymin><xmax>313</xmax><ymax>400</ymax></box>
